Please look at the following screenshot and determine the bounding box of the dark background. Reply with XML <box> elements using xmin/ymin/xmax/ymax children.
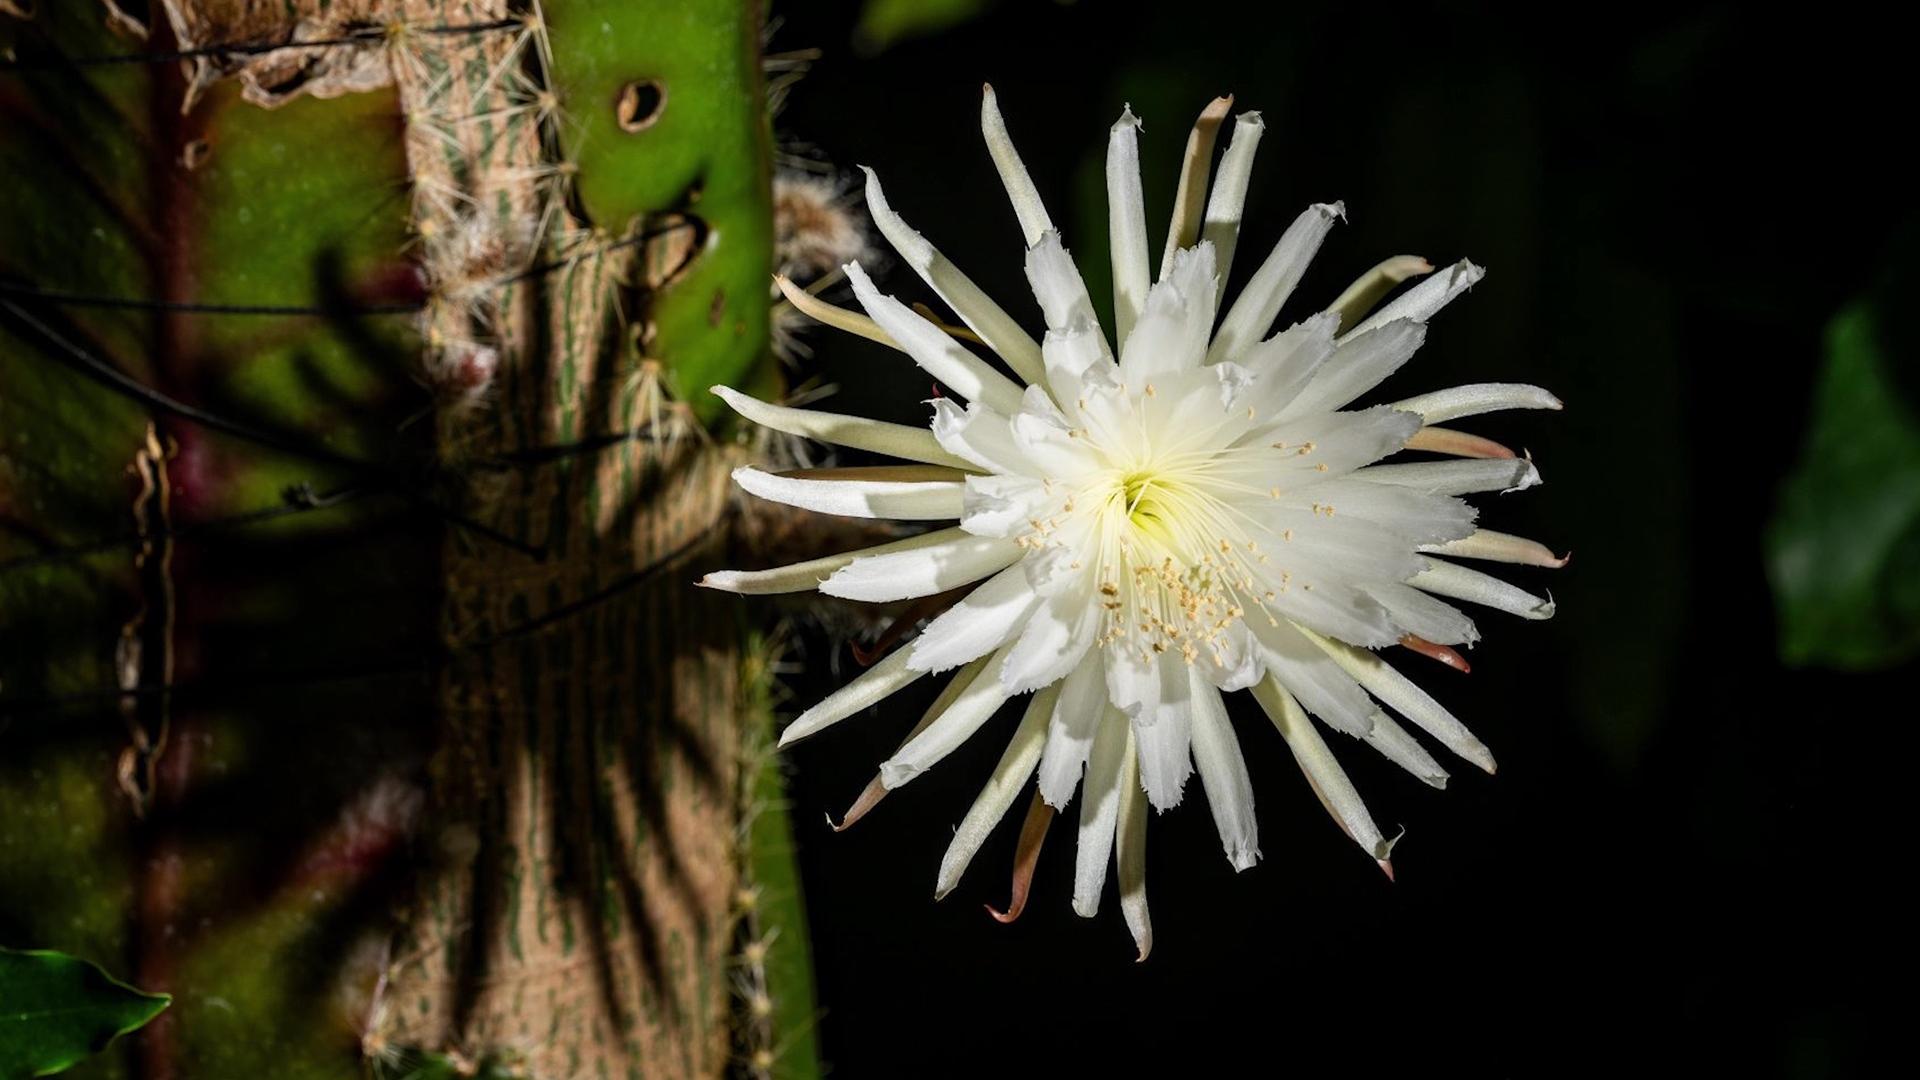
<box><xmin>765</xmin><ymin>2</ymin><xmax>1906</xmax><ymax>1075</ymax></box>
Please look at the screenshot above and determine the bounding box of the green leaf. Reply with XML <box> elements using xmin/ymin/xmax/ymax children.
<box><xmin>0</xmin><ymin>947</ymin><xmax>169</xmax><ymax>1078</ymax></box>
<box><xmin>1766</xmin><ymin>299</ymin><xmax>1920</xmax><ymax>668</ymax></box>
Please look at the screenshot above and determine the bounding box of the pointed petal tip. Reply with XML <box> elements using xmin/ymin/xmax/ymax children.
<box><xmin>831</xmin><ymin>775</ymin><xmax>890</xmax><ymax>830</ymax></box>
<box><xmin>1378</xmin><ymin>858</ymin><xmax>1396</xmax><ymax>883</ymax></box>
<box><xmin>985</xmin><ymin>902</ymin><xmax>1020</xmax><ymax>924</ymax></box>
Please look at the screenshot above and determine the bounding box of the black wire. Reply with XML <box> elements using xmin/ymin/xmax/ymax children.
<box><xmin>0</xmin><ymin>282</ymin><xmax>421</xmax><ymax>317</ymax></box>
<box><xmin>0</xmin><ymin>507</ymin><xmax>729</xmax><ymax>718</ymax></box>
<box><xmin>0</xmin><ymin>297</ymin><xmax>544</xmax><ymax>558</ymax></box>
<box><xmin>0</xmin><ymin>19</ymin><xmax>524</xmax><ymax>72</ymax></box>
<box><xmin>0</xmin><ymin>221</ymin><xmax>696</xmax><ymax>317</ymax></box>
<box><xmin>0</xmin><ymin>484</ymin><xmax>368</xmax><ymax>576</ymax></box>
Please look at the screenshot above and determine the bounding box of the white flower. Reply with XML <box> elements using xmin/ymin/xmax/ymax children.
<box><xmin>707</xmin><ymin>89</ymin><xmax>1563</xmax><ymax>958</ymax></box>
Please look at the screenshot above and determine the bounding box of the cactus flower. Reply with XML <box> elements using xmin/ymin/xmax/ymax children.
<box><xmin>706</xmin><ymin>89</ymin><xmax>1563</xmax><ymax>958</ymax></box>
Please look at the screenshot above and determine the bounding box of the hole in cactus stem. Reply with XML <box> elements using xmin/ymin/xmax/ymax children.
<box><xmin>615</xmin><ymin>79</ymin><xmax>666</xmax><ymax>132</ymax></box>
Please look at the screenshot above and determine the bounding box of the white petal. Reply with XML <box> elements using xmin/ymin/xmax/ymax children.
<box><xmin>1250</xmin><ymin>676</ymin><xmax>1392</xmax><ymax>859</ymax></box>
<box><xmin>1160</xmin><ymin>96</ymin><xmax>1234</xmax><ymax>278</ymax></box>
<box><xmin>1364</xmin><ymin>581</ymin><xmax>1480</xmax><ymax>646</ymax></box>
<box><xmin>732</xmin><ymin>465</ymin><xmax>963</xmax><ymax>520</ymax></box>
<box><xmin>1411</xmin><ymin>557</ymin><xmax>1556</xmax><ymax>620</ymax></box>
<box><xmin>1238</xmin><ymin>312</ymin><xmax>1339</xmax><ymax>419</ymax></box>
<box><xmin>1238</xmin><ymin>404</ymin><xmax>1421</xmax><ymax>477</ymax></box>
<box><xmin>1073</xmin><ymin>709</ymin><xmax>1132</xmax><ymax>917</ymax></box>
<box><xmin>861</xmin><ymin>169</ymin><xmax>1045</xmax><ymax>384</ymax></box>
<box><xmin>1273</xmin><ymin>479</ymin><xmax>1476</xmax><ymax>546</ymax></box>
<box><xmin>1302</xmin><ymin>626</ymin><xmax>1497</xmax><ymax>773</ymax></box>
<box><xmin>707</xmin><ymin>526</ymin><xmax>995</xmax><ymax>597</ymax></box>
<box><xmin>711</xmin><ymin>385</ymin><xmax>975</xmax><ymax>470</ymax></box>
<box><xmin>778</xmin><ymin>646</ymin><xmax>925</xmax><ymax>747</ymax></box>
<box><xmin>959</xmin><ymin>474</ymin><xmax>1062</xmax><ymax>538</ymax></box>
<box><xmin>1421</xmin><ymin>528</ymin><xmax>1568</xmax><ymax>568</ymax></box>
<box><xmin>775</xmin><ymin>274</ymin><xmax>896</xmax><ymax>348</ymax></box>
<box><xmin>999</xmin><ymin>567</ymin><xmax>1099</xmax><ymax>693</ymax></box>
<box><xmin>1344</xmin><ymin>258</ymin><xmax>1484</xmax><ymax>340</ymax></box>
<box><xmin>1024</xmin><ymin>231</ymin><xmax>1105</xmax><ymax>347</ymax></box>
<box><xmin>1279</xmin><ymin>318</ymin><xmax>1427</xmax><ymax>419</ymax></box>
<box><xmin>1249</xmin><ymin>618</ymin><xmax>1379</xmax><ymax>738</ymax></box>
<box><xmin>1106</xmin><ymin>107</ymin><xmax>1151</xmax><ymax>350</ymax></box>
<box><xmin>1037</xmin><ymin>656</ymin><xmax>1107</xmax><ymax>808</ymax></box>
<box><xmin>1121</xmin><ymin>241</ymin><xmax>1218</xmax><ymax>381</ymax></box>
<box><xmin>819</xmin><ymin>531</ymin><xmax>1024</xmax><ymax>603</ymax></box>
<box><xmin>846</xmin><ymin>262</ymin><xmax>1028</xmax><ymax>413</ymax></box>
<box><xmin>934</xmin><ymin>680</ymin><xmax>1058</xmax><ymax>898</ymax></box>
<box><xmin>907</xmin><ymin>562</ymin><xmax>1041</xmax><ymax>673</ymax></box>
<box><xmin>1188</xmin><ymin>668</ymin><xmax>1260</xmax><ymax>871</ymax></box>
<box><xmin>1390</xmin><ymin>382</ymin><xmax>1562</xmax><ymax>424</ymax></box>
<box><xmin>1040</xmin><ymin>321</ymin><xmax>1122</xmax><ymax>426</ymax></box>
<box><xmin>1359</xmin><ymin>708</ymin><xmax>1451</xmax><ymax>788</ymax></box>
<box><xmin>1129</xmin><ymin>648</ymin><xmax>1195</xmax><ymax>811</ymax></box>
<box><xmin>1010</xmin><ymin>394</ymin><xmax>1103</xmax><ymax>481</ymax></box>
<box><xmin>882</xmin><ymin>640</ymin><xmax>1021</xmax><ymax>788</ymax></box>
<box><xmin>1199</xmin><ymin>111</ymin><xmax>1265</xmax><ymax>285</ymax></box>
<box><xmin>1327</xmin><ymin>255</ymin><xmax>1434</xmax><ymax>332</ymax></box>
<box><xmin>1116</xmin><ymin>748</ymin><xmax>1152</xmax><ymax>961</ymax></box>
<box><xmin>980</xmin><ymin>85</ymin><xmax>1053</xmax><ymax>247</ymax></box>
<box><xmin>1208</xmin><ymin>202</ymin><xmax>1344</xmax><ymax>365</ymax></box>
<box><xmin>929</xmin><ymin>397</ymin><xmax>1025</xmax><ymax>474</ymax></box>
<box><xmin>1353</xmin><ymin>457</ymin><xmax>1541</xmax><ymax>496</ymax></box>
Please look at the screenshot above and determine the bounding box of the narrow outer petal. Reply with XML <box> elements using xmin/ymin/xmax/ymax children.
<box><xmin>1116</xmin><ymin>747</ymin><xmax>1152</xmax><ymax>961</ymax></box>
<box><xmin>935</xmin><ymin>681</ymin><xmax>1060</xmax><ymax>898</ymax></box>
<box><xmin>819</xmin><ymin>531</ymin><xmax>1024</xmax><ymax>603</ymax></box>
<box><xmin>1107</xmin><ymin>106</ymin><xmax>1151</xmax><ymax>350</ymax></box>
<box><xmin>1073</xmin><ymin>710</ymin><xmax>1131</xmax><ymax>917</ymax></box>
<box><xmin>882</xmin><ymin>640</ymin><xmax>1022</xmax><ymax>788</ymax></box>
<box><xmin>1299</xmin><ymin>626</ymin><xmax>1498</xmax><ymax>774</ymax></box>
<box><xmin>1250</xmin><ymin>675</ymin><xmax>1392</xmax><ymax>860</ymax></box>
<box><xmin>1411</xmin><ymin>557</ymin><xmax>1557</xmax><ymax>620</ymax></box>
<box><xmin>861</xmin><ymin>169</ymin><xmax>1046</xmax><ymax>384</ymax></box>
<box><xmin>712</xmin><ymin>385</ymin><xmax>975</xmax><ymax>469</ymax></box>
<box><xmin>1188</xmin><ymin>668</ymin><xmax>1260</xmax><ymax>871</ymax></box>
<box><xmin>779</xmin><ymin>646</ymin><xmax>925</xmax><ymax>747</ymax></box>
<box><xmin>705</xmin><ymin>526</ymin><xmax>989</xmax><ymax>596</ymax></box>
<box><xmin>732</xmin><ymin>465</ymin><xmax>964</xmax><ymax>520</ymax></box>
<box><xmin>1390</xmin><ymin>382</ymin><xmax>1563</xmax><ymax>423</ymax></box>
<box><xmin>846</xmin><ymin>261</ymin><xmax>1028</xmax><ymax>413</ymax></box>
<box><xmin>981</xmin><ymin>84</ymin><xmax>1055</xmax><ymax>246</ymax></box>
<box><xmin>1344</xmin><ymin>258</ymin><xmax>1485</xmax><ymax>339</ymax></box>
<box><xmin>1198</xmin><ymin>111</ymin><xmax>1265</xmax><ymax>285</ymax></box>
<box><xmin>1208</xmin><ymin>202</ymin><xmax>1344</xmax><ymax>365</ymax></box>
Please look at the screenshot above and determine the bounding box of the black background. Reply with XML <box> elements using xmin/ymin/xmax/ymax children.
<box><xmin>763</xmin><ymin>2</ymin><xmax>1907</xmax><ymax>1075</ymax></box>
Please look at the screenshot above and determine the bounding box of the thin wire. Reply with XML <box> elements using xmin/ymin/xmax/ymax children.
<box><xmin>0</xmin><ymin>484</ymin><xmax>367</xmax><ymax>576</ymax></box>
<box><xmin>0</xmin><ymin>281</ymin><xmax>421</xmax><ymax>317</ymax></box>
<box><xmin>0</xmin><ymin>507</ymin><xmax>730</xmax><ymax>718</ymax></box>
<box><xmin>0</xmin><ymin>19</ymin><xmax>524</xmax><ymax>72</ymax></box>
<box><xmin>0</xmin><ymin>221</ymin><xmax>696</xmax><ymax>318</ymax></box>
<box><xmin>0</xmin><ymin>297</ymin><xmax>544</xmax><ymax>558</ymax></box>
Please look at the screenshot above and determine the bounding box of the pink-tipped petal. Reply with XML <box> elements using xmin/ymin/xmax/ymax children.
<box><xmin>829</xmin><ymin>775</ymin><xmax>889</xmax><ymax>832</ymax></box>
<box><xmin>1399</xmin><ymin>634</ymin><xmax>1472</xmax><ymax>674</ymax></box>
<box><xmin>986</xmin><ymin>791</ymin><xmax>1054</xmax><ymax>924</ymax></box>
<box><xmin>1406</xmin><ymin>426</ymin><xmax>1516</xmax><ymax>459</ymax></box>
